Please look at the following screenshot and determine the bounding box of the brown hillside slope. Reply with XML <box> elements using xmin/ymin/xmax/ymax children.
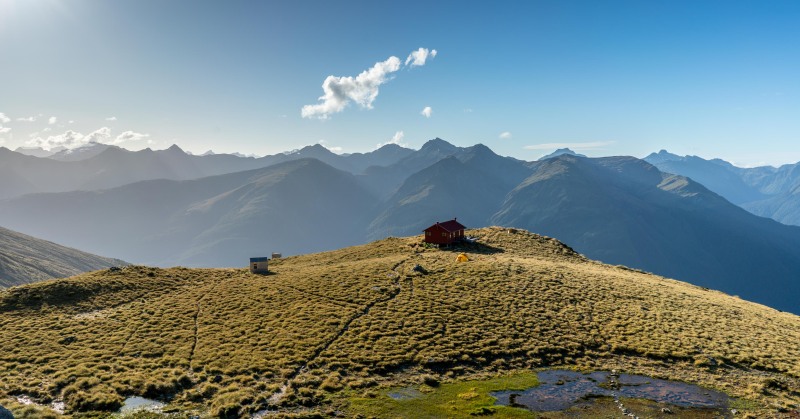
<box><xmin>0</xmin><ymin>227</ymin><xmax>798</xmax><ymax>417</ymax></box>
<box><xmin>0</xmin><ymin>226</ymin><xmax>126</xmax><ymax>288</ymax></box>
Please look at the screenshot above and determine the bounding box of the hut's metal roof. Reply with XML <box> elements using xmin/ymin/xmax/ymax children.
<box><xmin>424</xmin><ymin>219</ymin><xmax>466</xmax><ymax>233</ymax></box>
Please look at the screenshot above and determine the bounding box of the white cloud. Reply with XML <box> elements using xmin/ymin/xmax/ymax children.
<box><xmin>376</xmin><ymin>131</ymin><xmax>409</xmax><ymax>149</ymax></box>
<box><xmin>0</xmin><ymin>113</ymin><xmax>9</xmax><ymax>123</ymax></box>
<box><xmin>105</xmin><ymin>116</ymin><xmax>117</xmax><ymax>121</ymax></box>
<box><xmin>113</xmin><ymin>131</ymin><xmax>150</xmax><ymax>144</ymax></box>
<box><xmin>85</xmin><ymin>127</ymin><xmax>112</xmax><ymax>144</ymax></box>
<box><xmin>464</xmin><ymin>108</ymin><xmax>473</xmax><ymax>113</ymax></box>
<box><xmin>421</xmin><ymin>106</ymin><xmax>433</xmax><ymax>118</ymax></box>
<box><xmin>27</xmin><ymin>130</ymin><xmax>84</xmax><ymax>150</ymax></box>
<box><xmin>499</xmin><ymin>131</ymin><xmax>512</xmax><ymax>139</ymax></box>
<box><xmin>26</xmin><ymin>127</ymin><xmax>149</xmax><ymax>150</ymax></box>
<box><xmin>43</xmin><ymin>127</ymin><xmax>52</xmax><ymax>132</ymax></box>
<box><xmin>17</xmin><ymin>116</ymin><xmax>36</xmax><ymax>122</ymax></box>
<box><xmin>405</xmin><ymin>48</ymin><xmax>437</xmax><ymax>66</ymax></box>
<box><xmin>302</xmin><ymin>56</ymin><xmax>402</xmax><ymax>119</ymax></box>
<box><xmin>68</xmin><ymin>120</ymin><xmax>75</xmax><ymax>124</ymax></box>
<box><xmin>524</xmin><ymin>141</ymin><xmax>616</xmax><ymax>151</ymax></box>
<box><xmin>48</xmin><ymin>116</ymin><xmax>57</xmax><ymax>125</ymax></box>
<box><xmin>0</xmin><ymin>138</ymin><xmax>4</xmax><ymax>145</ymax></box>
<box><xmin>0</xmin><ymin>126</ymin><xmax>11</xmax><ymax>134</ymax></box>
<box><xmin>302</xmin><ymin>47</ymin><xmax>437</xmax><ymax>120</ymax></box>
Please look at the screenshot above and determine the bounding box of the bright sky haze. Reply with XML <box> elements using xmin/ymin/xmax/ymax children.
<box><xmin>1</xmin><ymin>0</ymin><xmax>798</xmax><ymax>167</ymax></box>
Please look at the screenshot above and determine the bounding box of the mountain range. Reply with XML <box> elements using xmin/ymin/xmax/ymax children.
<box><xmin>0</xmin><ymin>142</ymin><xmax>413</xmax><ymax>200</ymax></box>
<box><xmin>2</xmin><ymin>139</ymin><xmax>800</xmax><ymax>313</ymax></box>
<box><xmin>0</xmin><ymin>225</ymin><xmax>126</xmax><ymax>288</ymax></box>
<box><xmin>645</xmin><ymin>150</ymin><xmax>800</xmax><ymax>226</ymax></box>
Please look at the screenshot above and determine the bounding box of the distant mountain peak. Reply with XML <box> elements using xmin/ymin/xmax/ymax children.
<box><xmin>421</xmin><ymin>137</ymin><xmax>457</xmax><ymax>151</ymax></box>
<box><xmin>285</xmin><ymin>144</ymin><xmax>335</xmax><ymax>156</ymax></box>
<box><xmin>538</xmin><ymin>148</ymin><xmax>586</xmax><ymax>160</ymax></box>
<box><xmin>643</xmin><ymin>149</ymin><xmax>683</xmax><ymax>164</ymax></box>
<box><xmin>13</xmin><ymin>146</ymin><xmax>57</xmax><ymax>158</ymax></box>
<box><xmin>469</xmin><ymin>143</ymin><xmax>493</xmax><ymax>153</ymax></box>
<box><xmin>165</xmin><ymin>144</ymin><xmax>185</xmax><ymax>153</ymax></box>
<box><xmin>376</xmin><ymin>143</ymin><xmax>406</xmax><ymax>151</ymax></box>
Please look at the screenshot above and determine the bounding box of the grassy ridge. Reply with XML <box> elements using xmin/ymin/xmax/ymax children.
<box><xmin>1</xmin><ymin>227</ymin><xmax>799</xmax><ymax>417</ymax></box>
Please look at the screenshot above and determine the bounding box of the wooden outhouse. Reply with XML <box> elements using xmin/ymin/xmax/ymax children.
<box><xmin>250</xmin><ymin>257</ymin><xmax>269</xmax><ymax>274</ymax></box>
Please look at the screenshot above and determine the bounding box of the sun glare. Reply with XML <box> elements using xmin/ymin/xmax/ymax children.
<box><xmin>0</xmin><ymin>0</ymin><xmax>69</xmax><ymax>24</ymax></box>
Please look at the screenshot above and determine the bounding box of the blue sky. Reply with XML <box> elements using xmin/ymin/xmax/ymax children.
<box><xmin>0</xmin><ymin>0</ymin><xmax>798</xmax><ymax>166</ymax></box>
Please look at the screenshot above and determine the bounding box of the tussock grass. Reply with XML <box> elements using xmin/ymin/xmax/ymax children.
<box><xmin>1</xmin><ymin>227</ymin><xmax>799</xmax><ymax>417</ymax></box>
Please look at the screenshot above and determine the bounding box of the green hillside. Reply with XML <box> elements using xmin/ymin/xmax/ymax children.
<box><xmin>1</xmin><ymin>227</ymin><xmax>798</xmax><ymax>417</ymax></box>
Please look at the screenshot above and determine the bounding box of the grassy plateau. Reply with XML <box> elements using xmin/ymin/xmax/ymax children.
<box><xmin>1</xmin><ymin>227</ymin><xmax>799</xmax><ymax>418</ymax></box>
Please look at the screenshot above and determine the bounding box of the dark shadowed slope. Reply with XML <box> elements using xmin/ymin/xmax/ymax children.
<box><xmin>0</xmin><ymin>159</ymin><xmax>378</xmax><ymax>267</ymax></box>
<box><xmin>491</xmin><ymin>155</ymin><xmax>800</xmax><ymax>313</ymax></box>
<box><xmin>360</xmin><ymin>138</ymin><xmax>466</xmax><ymax>199</ymax></box>
<box><xmin>0</xmin><ymin>226</ymin><xmax>126</xmax><ymax>288</ymax></box>
<box><xmin>743</xmin><ymin>183</ymin><xmax>800</xmax><ymax>226</ymax></box>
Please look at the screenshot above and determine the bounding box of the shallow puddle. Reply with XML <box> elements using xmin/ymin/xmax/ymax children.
<box><xmin>492</xmin><ymin>370</ymin><xmax>729</xmax><ymax>412</ymax></box>
<box><xmin>387</xmin><ymin>387</ymin><xmax>424</xmax><ymax>401</ymax></box>
<box><xmin>118</xmin><ymin>396</ymin><xmax>165</xmax><ymax>413</ymax></box>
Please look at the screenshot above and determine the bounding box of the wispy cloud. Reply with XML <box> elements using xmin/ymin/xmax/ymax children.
<box><xmin>405</xmin><ymin>48</ymin><xmax>437</xmax><ymax>67</ymax></box>
<box><xmin>499</xmin><ymin>131</ymin><xmax>512</xmax><ymax>139</ymax></box>
<box><xmin>17</xmin><ymin>116</ymin><xmax>36</xmax><ymax>122</ymax></box>
<box><xmin>48</xmin><ymin>116</ymin><xmax>57</xmax><ymax>125</ymax></box>
<box><xmin>0</xmin><ymin>113</ymin><xmax>9</xmax><ymax>124</ymax></box>
<box><xmin>105</xmin><ymin>116</ymin><xmax>117</xmax><ymax>121</ymax></box>
<box><xmin>376</xmin><ymin>130</ymin><xmax>408</xmax><ymax>149</ymax></box>
<box><xmin>421</xmin><ymin>106</ymin><xmax>432</xmax><ymax>118</ymax></box>
<box><xmin>524</xmin><ymin>141</ymin><xmax>616</xmax><ymax>151</ymax></box>
<box><xmin>302</xmin><ymin>47</ymin><xmax>437</xmax><ymax>120</ymax></box>
<box><xmin>0</xmin><ymin>126</ymin><xmax>11</xmax><ymax>134</ymax></box>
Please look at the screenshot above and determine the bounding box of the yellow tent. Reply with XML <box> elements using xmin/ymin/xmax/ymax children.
<box><xmin>456</xmin><ymin>253</ymin><xmax>469</xmax><ymax>262</ymax></box>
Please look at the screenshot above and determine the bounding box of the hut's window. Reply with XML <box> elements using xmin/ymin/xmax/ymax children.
<box><xmin>253</xmin><ymin>264</ymin><xmax>258</xmax><ymax>269</ymax></box>
<box><xmin>442</xmin><ymin>232</ymin><xmax>446</xmax><ymax>237</ymax></box>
